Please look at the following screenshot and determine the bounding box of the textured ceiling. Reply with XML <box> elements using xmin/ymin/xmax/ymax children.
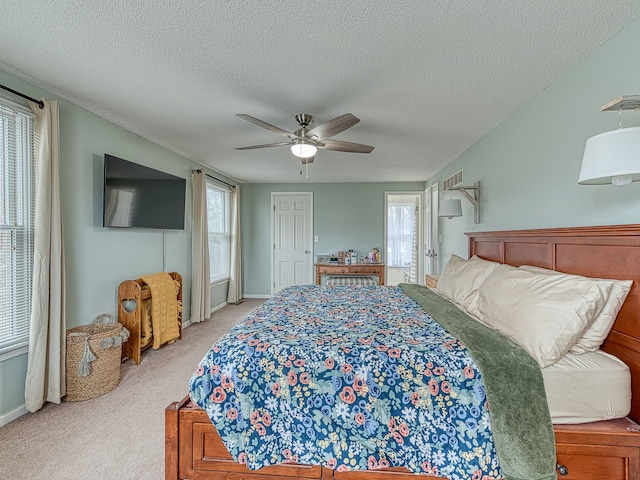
<box><xmin>1</xmin><ymin>1</ymin><xmax>639</xmax><ymax>183</ymax></box>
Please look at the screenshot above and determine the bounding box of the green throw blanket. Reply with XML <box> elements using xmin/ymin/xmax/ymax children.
<box><xmin>400</xmin><ymin>284</ymin><xmax>556</xmax><ymax>480</ymax></box>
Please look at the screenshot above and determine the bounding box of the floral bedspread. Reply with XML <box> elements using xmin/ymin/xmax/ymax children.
<box><xmin>189</xmin><ymin>285</ymin><xmax>502</xmax><ymax>479</ymax></box>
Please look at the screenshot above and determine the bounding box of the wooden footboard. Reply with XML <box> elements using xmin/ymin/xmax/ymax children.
<box><xmin>166</xmin><ymin>398</ymin><xmax>640</xmax><ymax>480</ymax></box>
<box><xmin>164</xmin><ymin>399</ymin><xmax>446</xmax><ymax>479</ymax></box>
<box><xmin>165</xmin><ymin>397</ymin><xmax>335</xmax><ymax>480</ymax></box>
<box><xmin>165</xmin><ymin>397</ymin><xmax>187</xmax><ymax>480</ymax></box>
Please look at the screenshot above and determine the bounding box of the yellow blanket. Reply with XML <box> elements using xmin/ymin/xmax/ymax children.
<box><xmin>140</xmin><ymin>300</ymin><xmax>153</xmax><ymax>348</ymax></box>
<box><xmin>139</xmin><ymin>272</ymin><xmax>181</xmax><ymax>349</ymax></box>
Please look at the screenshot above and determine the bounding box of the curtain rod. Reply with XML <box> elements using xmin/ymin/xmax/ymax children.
<box><xmin>0</xmin><ymin>84</ymin><xmax>44</xmax><ymax>109</ymax></box>
<box><xmin>194</xmin><ymin>169</ymin><xmax>235</xmax><ymax>189</ymax></box>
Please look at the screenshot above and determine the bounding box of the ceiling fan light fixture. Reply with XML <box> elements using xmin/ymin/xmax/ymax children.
<box><xmin>236</xmin><ymin>112</ymin><xmax>373</xmax><ymax>157</ymax></box>
<box><xmin>291</xmin><ymin>140</ymin><xmax>317</xmax><ymax>158</ymax></box>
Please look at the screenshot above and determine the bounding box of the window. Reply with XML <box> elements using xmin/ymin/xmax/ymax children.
<box><xmin>206</xmin><ymin>180</ymin><xmax>230</xmax><ymax>283</ymax></box>
<box><xmin>0</xmin><ymin>98</ymin><xmax>35</xmax><ymax>359</ymax></box>
<box><xmin>387</xmin><ymin>199</ymin><xmax>417</xmax><ymax>267</ymax></box>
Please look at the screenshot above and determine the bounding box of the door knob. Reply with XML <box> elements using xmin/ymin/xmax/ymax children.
<box><xmin>305</xmin><ymin>250</ymin><xmax>311</xmax><ymax>254</ymax></box>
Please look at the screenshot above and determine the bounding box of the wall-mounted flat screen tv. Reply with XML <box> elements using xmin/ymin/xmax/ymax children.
<box><xmin>103</xmin><ymin>154</ymin><xmax>186</xmax><ymax>230</ymax></box>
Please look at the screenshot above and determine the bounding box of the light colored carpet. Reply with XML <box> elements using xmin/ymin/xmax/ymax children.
<box><xmin>0</xmin><ymin>299</ymin><xmax>263</xmax><ymax>480</ymax></box>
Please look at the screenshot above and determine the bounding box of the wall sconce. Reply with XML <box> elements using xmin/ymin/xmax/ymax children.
<box><xmin>579</xmin><ymin>95</ymin><xmax>640</xmax><ymax>187</ymax></box>
<box><xmin>438</xmin><ymin>181</ymin><xmax>481</xmax><ymax>224</ymax></box>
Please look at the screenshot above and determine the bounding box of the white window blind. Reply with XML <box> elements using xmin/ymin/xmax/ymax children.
<box><xmin>206</xmin><ymin>180</ymin><xmax>230</xmax><ymax>283</ymax></box>
<box><xmin>0</xmin><ymin>99</ymin><xmax>35</xmax><ymax>358</ymax></box>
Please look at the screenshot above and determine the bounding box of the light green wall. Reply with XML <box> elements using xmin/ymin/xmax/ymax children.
<box><xmin>211</xmin><ymin>281</ymin><xmax>230</xmax><ymax>308</ymax></box>
<box><xmin>0</xmin><ymin>355</ymin><xmax>27</xmax><ymax>419</ymax></box>
<box><xmin>0</xmin><ymin>69</ymin><xmax>232</xmax><ymax>421</ymax></box>
<box><xmin>241</xmin><ymin>182</ymin><xmax>424</xmax><ymax>295</ymax></box>
<box><xmin>428</xmin><ymin>17</ymin><xmax>640</xmax><ymax>267</ymax></box>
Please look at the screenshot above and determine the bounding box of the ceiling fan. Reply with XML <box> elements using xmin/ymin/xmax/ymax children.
<box><xmin>235</xmin><ymin>113</ymin><xmax>374</xmax><ymax>164</ymax></box>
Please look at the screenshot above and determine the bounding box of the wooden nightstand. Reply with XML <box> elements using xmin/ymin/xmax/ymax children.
<box><xmin>425</xmin><ymin>274</ymin><xmax>440</xmax><ymax>288</ymax></box>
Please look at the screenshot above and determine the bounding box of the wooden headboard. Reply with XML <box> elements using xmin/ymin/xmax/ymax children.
<box><xmin>467</xmin><ymin>224</ymin><xmax>640</xmax><ymax>422</ymax></box>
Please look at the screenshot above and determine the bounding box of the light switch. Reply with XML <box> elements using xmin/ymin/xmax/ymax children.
<box><xmin>314</xmin><ymin>235</ymin><xmax>319</xmax><ymax>243</ymax></box>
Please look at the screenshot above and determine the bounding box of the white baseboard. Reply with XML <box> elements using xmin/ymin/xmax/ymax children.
<box><xmin>183</xmin><ymin>301</ymin><xmax>231</xmax><ymax>329</ymax></box>
<box><xmin>242</xmin><ymin>294</ymin><xmax>271</xmax><ymax>299</ymax></box>
<box><xmin>0</xmin><ymin>404</ymin><xmax>27</xmax><ymax>427</ymax></box>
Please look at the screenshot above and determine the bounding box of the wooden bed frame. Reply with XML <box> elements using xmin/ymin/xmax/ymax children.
<box><xmin>166</xmin><ymin>224</ymin><xmax>640</xmax><ymax>480</ymax></box>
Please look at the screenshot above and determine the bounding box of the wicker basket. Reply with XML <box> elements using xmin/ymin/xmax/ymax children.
<box><xmin>64</xmin><ymin>314</ymin><xmax>129</xmax><ymax>402</ymax></box>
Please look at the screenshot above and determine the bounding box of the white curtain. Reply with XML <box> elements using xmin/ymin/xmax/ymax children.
<box><xmin>24</xmin><ymin>99</ymin><xmax>66</xmax><ymax>412</ymax></box>
<box><xmin>227</xmin><ymin>185</ymin><xmax>242</xmax><ymax>304</ymax></box>
<box><xmin>190</xmin><ymin>170</ymin><xmax>210</xmax><ymax>323</ymax></box>
<box><xmin>409</xmin><ymin>205</ymin><xmax>418</xmax><ymax>283</ymax></box>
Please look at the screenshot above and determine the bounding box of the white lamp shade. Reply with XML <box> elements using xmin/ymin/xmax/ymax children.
<box><xmin>291</xmin><ymin>142</ymin><xmax>317</xmax><ymax>158</ymax></box>
<box><xmin>438</xmin><ymin>199</ymin><xmax>463</xmax><ymax>218</ymax></box>
<box><xmin>579</xmin><ymin>127</ymin><xmax>640</xmax><ymax>185</ymax></box>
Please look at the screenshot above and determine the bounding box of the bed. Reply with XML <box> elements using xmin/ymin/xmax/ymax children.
<box><xmin>166</xmin><ymin>224</ymin><xmax>640</xmax><ymax>480</ymax></box>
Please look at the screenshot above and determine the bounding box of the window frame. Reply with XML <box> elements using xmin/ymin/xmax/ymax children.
<box><xmin>0</xmin><ymin>97</ymin><xmax>35</xmax><ymax>361</ymax></box>
<box><xmin>205</xmin><ymin>179</ymin><xmax>231</xmax><ymax>285</ymax></box>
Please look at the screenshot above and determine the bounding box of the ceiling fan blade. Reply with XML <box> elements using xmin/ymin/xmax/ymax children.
<box><xmin>306</xmin><ymin>113</ymin><xmax>360</xmax><ymax>140</ymax></box>
<box><xmin>236</xmin><ymin>142</ymin><xmax>291</xmax><ymax>151</ymax></box>
<box><xmin>317</xmin><ymin>139</ymin><xmax>374</xmax><ymax>153</ymax></box>
<box><xmin>236</xmin><ymin>114</ymin><xmax>295</xmax><ymax>139</ymax></box>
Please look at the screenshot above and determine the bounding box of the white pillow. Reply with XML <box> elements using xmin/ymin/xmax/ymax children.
<box><xmin>435</xmin><ymin>254</ymin><xmax>499</xmax><ymax>314</ymax></box>
<box><xmin>477</xmin><ymin>264</ymin><xmax>613</xmax><ymax>367</ymax></box>
<box><xmin>519</xmin><ymin>265</ymin><xmax>632</xmax><ymax>354</ymax></box>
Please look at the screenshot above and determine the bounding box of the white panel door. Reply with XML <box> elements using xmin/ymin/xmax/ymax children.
<box><xmin>272</xmin><ymin>193</ymin><xmax>313</xmax><ymax>294</ymax></box>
